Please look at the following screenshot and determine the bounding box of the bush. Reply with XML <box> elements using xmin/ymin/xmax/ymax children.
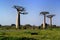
<box><xmin>52</xmin><ymin>25</ymin><xmax>56</xmax><ymax>28</ymax></box>
<box><xmin>23</xmin><ymin>24</ymin><xmax>32</xmax><ymax>29</ymax></box>
<box><xmin>11</xmin><ymin>24</ymin><xmax>16</xmax><ymax>26</ymax></box>
<box><xmin>0</xmin><ymin>24</ymin><xmax>2</xmax><ymax>27</ymax></box>
<box><xmin>38</xmin><ymin>26</ymin><xmax>41</xmax><ymax>29</ymax></box>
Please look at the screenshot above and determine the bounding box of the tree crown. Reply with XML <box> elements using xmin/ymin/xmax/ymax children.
<box><xmin>40</xmin><ymin>11</ymin><xmax>49</xmax><ymax>15</ymax></box>
<box><xmin>47</xmin><ymin>14</ymin><xmax>55</xmax><ymax>18</ymax></box>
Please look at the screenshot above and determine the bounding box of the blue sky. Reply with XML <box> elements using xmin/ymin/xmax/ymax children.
<box><xmin>0</xmin><ymin>0</ymin><xmax>60</xmax><ymax>26</ymax></box>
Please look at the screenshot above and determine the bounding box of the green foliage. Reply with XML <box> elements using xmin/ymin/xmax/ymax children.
<box><xmin>0</xmin><ymin>26</ymin><xmax>60</xmax><ymax>40</ymax></box>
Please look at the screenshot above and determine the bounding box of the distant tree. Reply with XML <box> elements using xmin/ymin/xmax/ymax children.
<box><xmin>0</xmin><ymin>24</ymin><xmax>2</xmax><ymax>26</ymax></box>
<box><xmin>23</xmin><ymin>24</ymin><xmax>32</xmax><ymax>29</ymax></box>
<box><xmin>47</xmin><ymin>14</ymin><xmax>55</xmax><ymax>27</ymax></box>
<box><xmin>11</xmin><ymin>24</ymin><xmax>16</xmax><ymax>26</ymax></box>
<box><xmin>38</xmin><ymin>26</ymin><xmax>41</xmax><ymax>29</ymax></box>
<box><xmin>25</xmin><ymin>24</ymin><xmax>32</xmax><ymax>27</ymax></box>
<box><xmin>13</xmin><ymin>5</ymin><xmax>28</xmax><ymax>29</ymax></box>
<box><xmin>32</xmin><ymin>25</ymin><xmax>35</xmax><ymax>29</ymax></box>
<box><xmin>52</xmin><ymin>25</ymin><xmax>56</xmax><ymax>28</ymax></box>
<box><xmin>40</xmin><ymin>11</ymin><xmax>49</xmax><ymax>29</ymax></box>
<box><xmin>32</xmin><ymin>25</ymin><xmax>39</xmax><ymax>29</ymax></box>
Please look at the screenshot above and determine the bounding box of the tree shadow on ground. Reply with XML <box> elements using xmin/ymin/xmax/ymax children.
<box><xmin>0</xmin><ymin>36</ymin><xmax>37</xmax><ymax>40</ymax></box>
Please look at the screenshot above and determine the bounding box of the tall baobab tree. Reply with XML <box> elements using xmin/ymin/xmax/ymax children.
<box><xmin>40</xmin><ymin>12</ymin><xmax>49</xmax><ymax>29</ymax></box>
<box><xmin>47</xmin><ymin>14</ymin><xmax>55</xmax><ymax>27</ymax></box>
<box><xmin>13</xmin><ymin>5</ymin><xmax>27</xmax><ymax>29</ymax></box>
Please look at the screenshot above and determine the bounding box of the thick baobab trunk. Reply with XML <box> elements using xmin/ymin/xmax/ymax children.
<box><xmin>16</xmin><ymin>11</ymin><xmax>20</xmax><ymax>29</ymax></box>
<box><xmin>43</xmin><ymin>15</ymin><xmax>46</xmax><ymax>29</ymax></box>
<box><xmin>50</xmin><ymin>18</ymin><xmax>52</xmax><ymax>27</ymax></box>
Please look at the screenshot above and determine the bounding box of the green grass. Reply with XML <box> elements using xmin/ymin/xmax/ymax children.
<box><xmin>0</xmin><ymin>28</ymin><xmax>60</xmax><ymax>40</ymax></box>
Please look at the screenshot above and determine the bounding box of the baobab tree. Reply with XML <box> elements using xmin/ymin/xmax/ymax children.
<box><xmin>47</xmin><ymin>14</ymin><xmax>55</xmax><ymax>27</ymax></box>
<box><xmin>13</xmin><ymin>5</ymin><xmax>27</xmax><ymax>29</ymax></box>
<box><xmin>40</xmin><ymin>12</ymin><xmax>49</xmax><ymax>29</ymax></box>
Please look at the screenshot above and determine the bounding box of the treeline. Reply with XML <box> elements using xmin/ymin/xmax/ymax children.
<box><xmin>0</xmin><ymin>24</ymin><xmax>59</xmax><ymax>29</ymax></box>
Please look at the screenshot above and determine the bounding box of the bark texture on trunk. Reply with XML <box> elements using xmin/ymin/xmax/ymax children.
<box><xmin>16</xmin><ymin>11</ymin><xmax>20</xmax><ymax>29</ymax></box>
<box><xmin>50</xmin><ymin>18</ymin><xmax>52</xmax><ymax>27</ymax></box>
<box><xmin>43</xmin><ymin>15</ymin><xmax>46</xmax><ymax>29</ymax></box>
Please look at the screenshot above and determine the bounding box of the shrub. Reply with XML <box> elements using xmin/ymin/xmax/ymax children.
<box><xmin>23</xmin><ymin>24</ymin><xmax>32</xmax><ymax>29</ymax></box>
<box><xmin>52</xmin><ymin>25</ymin><xmax>56</xmax><ymax>28</ymax></box>
<box><xmin>11</xmin><ymin>24</ymin><xmax>16</xmax><ymax>26</ymax></box>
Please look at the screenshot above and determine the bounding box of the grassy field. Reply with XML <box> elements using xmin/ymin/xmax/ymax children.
<box><xmin>0</xmin><ymin>28</ymin><xmax>60</xmax><ymax>40</ymax></box>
